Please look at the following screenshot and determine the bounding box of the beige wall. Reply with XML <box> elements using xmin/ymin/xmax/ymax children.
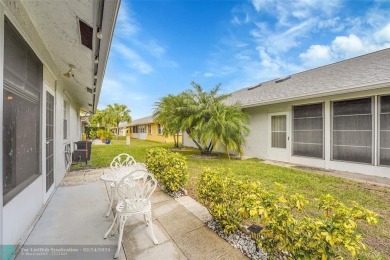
<box><xmin>129</xmin><ymin>123</ymin><xmax>181</xmax><ymax>143</ymax></box>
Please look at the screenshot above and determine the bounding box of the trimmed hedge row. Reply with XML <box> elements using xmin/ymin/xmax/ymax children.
<box><xmin>198</xmin><ymin>168</ymin><xmax>378</xmax><ymax>259</ymax></box>
<box><xmin>145</xmin><ymin>147</ymin><xmax>188</xmax><ymax>192</ymax></box>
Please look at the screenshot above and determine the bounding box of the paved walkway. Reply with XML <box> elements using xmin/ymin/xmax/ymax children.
<box><xmin>16</xmin><ymin>168</ymin><xmax>247</xmax><ymax>260</ymax></box>
<box><xmin>264</xmin><ymin>160</ymin><xmax>390</xmax><ymax>187</ymax></box>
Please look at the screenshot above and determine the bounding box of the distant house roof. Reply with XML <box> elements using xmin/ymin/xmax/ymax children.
<box><xmin>129</xmin><ymin>116</ymin><xmax>154</xmax><ymax>126</ymax></box>
<box><xmin>226</xmin><ymin>48</ymin><xmax>390</xmax><ymax>107</ymax></box>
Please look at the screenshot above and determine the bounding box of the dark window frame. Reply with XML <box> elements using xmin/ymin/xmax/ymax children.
<box><xmin>331</xmin><ymin>97</ymin><xmax>373</xmax><ymax>164</ymax></box>
<box><xmin>3</xmin><ymin>18</ymin><xmax>43</xmax><ymax>205</ymax></box>
<box><xmin>292</xmin><ymin>103</ymin><xmax>324</xmax><ymax>159</ymax></box>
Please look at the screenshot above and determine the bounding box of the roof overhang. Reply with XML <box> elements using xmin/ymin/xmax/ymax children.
<box><xmin>239</xmin><ymin>81</ymin><xmax>390</xmax><ymax>109</ymax></box>
<box><xmin>21</xmin><ymin>0</ymin><xmax>120</xmax><ymax>113</ymax></box>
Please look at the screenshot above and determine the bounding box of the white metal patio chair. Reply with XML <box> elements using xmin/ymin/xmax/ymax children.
<box><xmin>104</xmin><ymin>169</ymin><xmax>158</xmax><ymax>258</ymax></box>
<box><xmin>101</xmin><ymin>153</ymin><xmax>139</xmax><ymax>217</ymax></box>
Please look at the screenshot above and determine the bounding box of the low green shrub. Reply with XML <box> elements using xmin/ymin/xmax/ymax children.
<box><xmin>197</xmin><ymin>168</ymin><xmax>243</xmax><ymax>233</ymax></box>
<box><xmin>145</xmin><ymin>147</ymin><xmax>188</xmax><ymax>192</ymax></box>
<box><xmin>198</xmin><ymin>168</ymin><xmax>378</xmax><ymax>259</ymax></box>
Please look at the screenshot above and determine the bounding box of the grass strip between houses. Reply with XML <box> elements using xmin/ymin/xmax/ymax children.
<box><xmin>71</xmin><ymin>138</ymin><xmax>390</xmax><ymax>259</ymax></box>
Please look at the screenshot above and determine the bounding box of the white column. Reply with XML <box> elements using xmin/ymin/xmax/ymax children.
<box><xmin>324</xmin><ymin>100</ymin><xmax>331</xmax><ymax>169</ymax></box>
<box><xmin>373</xmin><ymin>96</ymin><xmax>378</xmax><ymax>166</ymax></box>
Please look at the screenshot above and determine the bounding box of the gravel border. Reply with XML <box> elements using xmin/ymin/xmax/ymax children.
<box><xmin>207</xmin><ymin>220</ymin><xmax>268</xmax><ymax>260</ymax></box>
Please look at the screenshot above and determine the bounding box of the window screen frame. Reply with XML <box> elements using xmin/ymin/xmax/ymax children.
<box><xmin>158</xmin><ymin>124</ymin><xmax>163</xmax><ymax>135</ymax></box>
<box><xmin>379</xmin><ymin>95</ymin><xmax>390</xmax><ymax>167</ymax></box>
<box><xmin>3</xmin><ymin>17</ymin><xmax>43</xmax><ymax>205</ymax></box>
<box><xmin>63</xmin><ymin>99</ymin><xmax>70</xmax><ymax>140</ymax></box>
<box><xmin>331</xmin><ymin>96</ymin><xmax>374</xmax><ymax>165</ymax></box>
<box><xmin>270</xmin><ymin>114</ymin><xmax>287</xmax><ymax>149</ymax></box>
<box><xmin>292</xmin><ymin>102</ymin><xmax>324</xmax><ymax>159</ymax></box>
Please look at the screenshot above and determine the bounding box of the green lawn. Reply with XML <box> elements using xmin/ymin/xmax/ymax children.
<box><xmin>72</xmin><ymin>138</ymin><xmax>390</xmax><ymax>259</ymax></box>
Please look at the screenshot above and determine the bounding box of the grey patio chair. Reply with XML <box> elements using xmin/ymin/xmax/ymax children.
<box><xmin>104</xmin><ymin>169</ymin><xmax>158</xmax><ymax>258</ymax></box>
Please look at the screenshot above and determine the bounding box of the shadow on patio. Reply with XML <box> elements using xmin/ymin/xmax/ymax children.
<box><xmin>15</xmin><ymin>169</ymin><xmax>247</xmax><ymax>260</ymax></box>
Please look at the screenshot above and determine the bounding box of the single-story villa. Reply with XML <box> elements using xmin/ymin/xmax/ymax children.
<box><xmin>0</xmin><ymin>0</ymin><xmax>119</xmax><ymax>248</ymax></box>
<box><xmin>183</xmin><ymin>48</ymin><xmax>390</xmax><ymax>178</ymax></box>
<box><xmin>128</xmin><ymin>116</ymin><xmax>182</xmax><ymax>143</ymax></box>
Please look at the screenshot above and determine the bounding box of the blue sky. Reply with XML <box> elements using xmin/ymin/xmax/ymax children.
<box><xmin>99</xmin><ymin>0</ymin><xmax>390</xmax><ymax>119</ymax></box>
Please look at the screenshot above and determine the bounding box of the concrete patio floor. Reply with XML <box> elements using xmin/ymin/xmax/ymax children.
<box><xmin>16</xmin><ymin>168</ymin><xmax>247</xmax><ymax>260</ymax></box>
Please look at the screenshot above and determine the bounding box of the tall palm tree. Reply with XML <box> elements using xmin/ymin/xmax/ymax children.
<box><xmin>153</xmin><ymin>94</ymin><xmax>186</xmax><ymax>148</ymax></box>
<box><xmin>106</xmin><ymin>103</ymin><xmax>132</xmax><ymax>137</ymax></box>
<box><xmin>89</xmin><ymin>109</ymin><xmax>112</xmax><ymax>129</ymax></box>
<box><xmin>205</xmin><ymin>103</ymin><xmax>249</xmax><ymax>159</ymax></box>
<box><xmin>155</xmin><ymin>82</ymin><xmax>249</xmax><ymax>155</ymax></box>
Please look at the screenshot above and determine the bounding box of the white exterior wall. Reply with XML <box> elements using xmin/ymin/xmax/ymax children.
<box><xmin>242</xmin><ymin>87</ymin><xmax>390</xmax><ymax>178</ymax></box>
<box><xmin>182</xmin><ymin>87</ymin><xmax>390</xmax><ymax>178</ymax></box>
<box><xmin>0</xmin><ymin>4</ymin><xmax>4</xmax><ymax>246</ymax></box>
<box><xmin>1</xmin><ymin>2</ymin><xmax>84</xmax><ymax>245</ymax></box>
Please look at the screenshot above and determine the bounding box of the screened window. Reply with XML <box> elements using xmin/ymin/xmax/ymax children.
<box><xmin>158</xmin><ymin>124</ymin><xmax>163</xmax><ymax>135</ymax></box>
<box><xmin>148</xmin><ymin>124</ymin><xmax>152</xmax><ymax>134</ymax></box>
<box><xmin>139</xmin><ymin>125</ymin><xmax>146</xmax><ymax>133</ymax></box>
<box><xmin>380</xmin><ymin>95</ymin><xmax>390</xmax><ymax>166</ymax></box>
<box><xmin>271</xmin><ymin>115</ymin><xmax>286</xmax><ymax>148</ymax></box>
<box><xmin>63</xmin><ymin>100</ymin><xmax>69</xmax><ymax>139</ymax></box>
<box><xmin>293</xmin><ymin>103</ymin><xmax>323</xmax><ymax>158</ymax></box>
<box><xmin>3</xmin><ymin>19</ymin><xmax>43</xmax><ymax>204</ymax></box>
<box><xmin>332</xmin><ymin>98</ymin><xmax>372</xmax><ymax>164</ymax></box>
<box><xmin>133</xmin><ymin>126</ymin><xmax>138</xmax><ymax>133</ymax></box>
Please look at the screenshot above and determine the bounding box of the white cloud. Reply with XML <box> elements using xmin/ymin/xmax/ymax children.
<box><xmin>116</xmin><ymin>3</ymin><xmax>140</xmax><ymax>37</ymax></box>
<box><xmin>147</xmin><ymin>41</ymin><xmax>166</xmax><ymax>58</ymax></box>
<box><xmin>251</xmin><ymin>0</ymin><xmax>272</xmax><ymax>12</ymax></box>
<box><xmin>375</xmin><ymin>23</ymin><xmax>390</xmax><ymax>43</ymax></box>
<box><xmin>114</xmin><ymin>43</ymin><xmax>153</xmax><ymax>74</ymax></box>
<box><xmin>300</xmin><ymin>45</ymin><xmax>332</xmax><ymax>66</ymax></box>
<box><xmin>100</xmin><ymin>78</ymin><xmax>149</xmax><ymax>108</ymax></box>
<box><xmin>331</xmin><ymin>34</ymin><xmax>364</xmax><ymax>57</ymax></box>
<box><xmin>264</xmin><ymin>19</ymin><xmax>317</xmax><ymax>53</ymax></box>
<box><xmin>251</xmin><ymin>0</ymin><xmax>341</xmax><ymax>25</ymax></box>
<box><xmin>204</xmin><ymin>72</ymin><xmax>214</xmax><ymax>78</ymax></box>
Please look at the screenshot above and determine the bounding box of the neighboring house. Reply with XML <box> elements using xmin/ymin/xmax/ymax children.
<box><xmin>183</xmin><ymin>48</ymin><xmax>390</xmax><ymax>178</ymax></box>
<box><xmin>114</xmin><ymin>121</ymin><xmax>130</xmax><ymax>136</ymax></box>
<box><xmin>0</xmin><ymin>0</ymin><xmax>119</xmax><ymax>247</ymax></box>
<box><xmin>128</xmin><ymin>116</ymin><xmax>181</xmax><ymax>143</ymax></box>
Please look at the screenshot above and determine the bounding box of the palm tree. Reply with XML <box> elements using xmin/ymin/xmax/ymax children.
<box><xmin>89</xmin><ymin>109</ymin><xmax>112</xmax><ymax>129</ymax></box>
<box><xmin>153</xmin><ymin>94</ymin><xmax>186</xmax><ymax>148</ymax></box>
<box><xmin>206</xmin><ymin>103</ymin><xmax>249</xmax><ymax>159</ymax></box>
<box><xmin>155</xmin><ymin>82</ymin><xmax>249</xmax><ymax>155</ymax></box>
<box><xmin>106</xmin><ymin>103</ymin><xmax>132</xmax><ymax>138</ymax></box>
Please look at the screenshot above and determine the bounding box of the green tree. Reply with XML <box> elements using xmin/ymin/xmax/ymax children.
<box><xmin>153</xmin><ymin>94</ymin><xmax>187</xmax><ymax>148</ymax></box>
<box><xmin>155</xmin><ymin>82</ymin><xmax>249</xmax><ymax>156</ymax></box>
<box><xmin>106</xmin><ymin>103</ymin><xmax>132</xmax><ymax>138</ymax></box>
<box><xmin>203</xmin><ymin>103</ymin><xmax>249</xmax><ymax>159</ymax></box>
<box><xmin>89</xmin><ymin>109</ymin><xmax>112</xmax><ymax>130</ymax></box>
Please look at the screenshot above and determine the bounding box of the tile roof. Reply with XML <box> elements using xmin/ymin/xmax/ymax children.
<box><xmin>129</xmin><ymin>116</ymin><xmax>154</xmax><ymax>126</ymax></box>
<box><xmin>225</xmin><ymin>48</ymin><xmax>390</xmax><ymax>107</ymax></box>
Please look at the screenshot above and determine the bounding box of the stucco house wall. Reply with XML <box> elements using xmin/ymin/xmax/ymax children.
<box><xmin>128</xmin><ymin>116</ymin><xmax>181</xmax><ymax>144</ymax></box>
<box><xmin>183</xmin><ymin>49</ymin><xmax>390</xmax><ymax>179</ymax></box>
<box><xmin>0</xmin><ymin>0</ymin><xmax>119</xmax><ymax>247</ymax></box>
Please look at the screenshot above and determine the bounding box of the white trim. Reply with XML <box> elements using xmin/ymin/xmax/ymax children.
<box><xmin>43</xmin><ymin>84</ymin><xmax>55</xmax><ymax>203</ymax></box>
<box><xmin>268</xmin><ymin>112</ymin><xmax>290</xmax><ymax>162</ymax></box>
<box><xmin>0</xmin><ymin>5</ymin><xmax>5</xmax><ymax>246</ymax></box>
<box><xmin>241</xmin><ymin>82</ymin><xmax>390</xmax><ymax>109</ymax></box>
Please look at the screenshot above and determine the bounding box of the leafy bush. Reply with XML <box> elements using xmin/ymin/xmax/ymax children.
<box><xmin>96</xmin><ymin>129</ymin><xmax>113</xmax><ymax>140</ymax></box>
<box><xmin>198</xmin><ymin>168</ymin><xmax>378</xmax><ymax>259</ymax></box>
<box><xmin>197</xmin><ymin>168</ymin><xmax>244</xmax><ymax>234</ymax></box>
<box><xmin>145</xmin><ymin>147</ymin><xmax>188</xmax><ymax>192</ymax></box>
